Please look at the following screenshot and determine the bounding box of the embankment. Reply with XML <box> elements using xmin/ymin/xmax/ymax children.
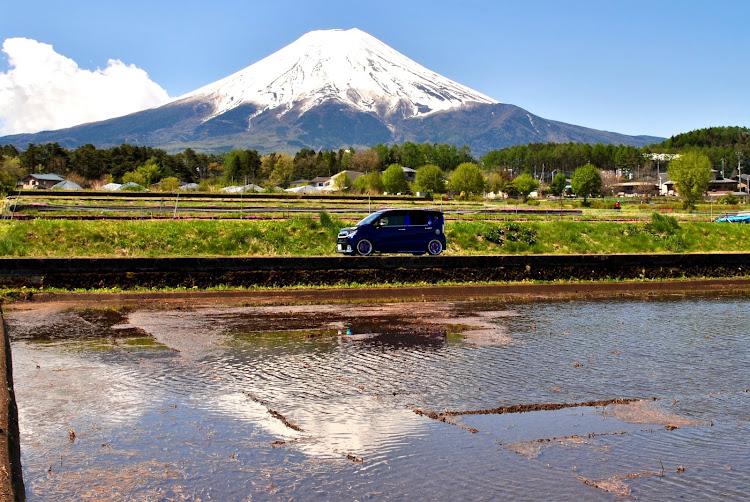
<box><xmin>0</xmin><ymin>310</ymin><xmax>25</xmax><ymax>501</ymax></box>
<box><xmin>1</xmin><ymin>253</ymin><xmax>749</xmax><ymax>289</ymax></box>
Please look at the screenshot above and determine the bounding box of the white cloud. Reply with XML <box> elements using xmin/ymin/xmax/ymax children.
<box><xmin>0</xmin><ymin>38</ymin><xmax>171</xmax><ymax>136</ymax></box>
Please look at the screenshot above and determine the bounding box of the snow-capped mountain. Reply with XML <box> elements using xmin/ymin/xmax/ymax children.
<box><xmin>181</xmin><ymin>28</ymin><xmax>497</xmax><ymax>124</ymax></box>
<box><xmin>0</xmin><ymin>29</ymin><xmax>662</xmax><ymax>153</ymax></box>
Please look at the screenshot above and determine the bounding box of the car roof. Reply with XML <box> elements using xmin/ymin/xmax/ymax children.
<box><xmin>376</xmin><ymin>208</ymin><xmax>443</xmax><ymax>215</ymax></box>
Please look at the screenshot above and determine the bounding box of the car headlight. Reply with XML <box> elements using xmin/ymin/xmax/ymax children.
<box><xmin>338</xmin><ymin>229</ymin><xmax>357</xmax><ymax>238</ymax></box>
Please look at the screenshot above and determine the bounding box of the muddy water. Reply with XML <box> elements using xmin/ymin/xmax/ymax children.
<box><xmin>5</xmin><ymin>295</ymin><xmax>750</xmax><ymax>501</ymax></box>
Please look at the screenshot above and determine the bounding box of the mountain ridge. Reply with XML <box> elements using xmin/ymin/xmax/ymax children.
<box><xmin>0</xmin><ymin>28</ymin><xmax>664</xmax><ymax>154</ymax></box>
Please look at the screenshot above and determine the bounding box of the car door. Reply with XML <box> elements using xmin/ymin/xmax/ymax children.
<box><xmin>375</xmin><ymin>211</ymin><xmax>407</xmax><ymax>252</ymax></box>
<box><xmin>405</xmin><ymin>211</ymin><xmax>430</xmax><ymax>251</ymax></box>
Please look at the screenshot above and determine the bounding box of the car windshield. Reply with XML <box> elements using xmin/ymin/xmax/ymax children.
<box><xmin>355</xmin><ymin>212</ymin><xmax>382</xmax><ymax>227</ymax></box>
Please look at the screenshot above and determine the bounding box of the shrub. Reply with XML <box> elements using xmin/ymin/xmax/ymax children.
<box><xmin>482</xmin><ymin>226</ymin><xmax>505</xmax><ymax>244</ymax></box>
<box><xmin>481</xmin><ymin>223</ymin><xmax>537</xmax><ymax>246</ymax></box>
<box><xmin>645</xmin><ymin>212</ymin><xmax>679</xmax><ymax>236</ymax></box>
<box><xmin>718</xmin><ymin>193</ymin><xmax>739</xmax><ymax>205</ymax></box>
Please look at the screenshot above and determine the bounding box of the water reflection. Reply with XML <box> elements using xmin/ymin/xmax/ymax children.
<box><xmin>5</xmin><ymin>295</ymin><xmax>750</xmax><ymax>500</ymax></box>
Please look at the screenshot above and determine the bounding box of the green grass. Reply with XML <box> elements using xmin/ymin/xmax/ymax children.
<box><xmin>2</xmin><ymin>214</ymin><xmax>750</xmax><ymax>258</ymax></box>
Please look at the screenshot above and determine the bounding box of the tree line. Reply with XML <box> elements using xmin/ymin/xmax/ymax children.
<box><xmin>480</xmin><ymin>126</ymin><xmax>750</xmax><ymax>182</ymax></box>
<box><xmin>0</xmin><ymin>141</ymin><xmax>476</xmax><ymax>193</ymax></box>
<box><xmin>2</xmin><ymin>126</ymin><xmax>748</xmax><ymax>195</ymax></box>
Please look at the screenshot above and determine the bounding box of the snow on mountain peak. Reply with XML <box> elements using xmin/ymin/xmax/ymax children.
<box><xmin>181</xmin><ymin>28</ymin><xmax>499</xmax><ymax>123</ymax></box>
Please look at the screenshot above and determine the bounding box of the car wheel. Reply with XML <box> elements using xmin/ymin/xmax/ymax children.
<box><xmin>427</xmin><ymin>239</ymin><xmax>443</xmax><ymax>256</ymax></box>
<box><xmin>356</xmin><ymin>239</ymin><xmax>374</xmax><ymax>256</ymax></box>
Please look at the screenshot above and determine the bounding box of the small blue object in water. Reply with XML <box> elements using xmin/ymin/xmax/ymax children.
<box><xmin>346</xmin><ymin>328</ymin><xmax>352</xmax><ymax>335</ymax></box>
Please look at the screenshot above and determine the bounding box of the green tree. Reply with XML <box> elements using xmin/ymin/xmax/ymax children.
<box><xmin>353</xmin><ymin>171</ymin><xmax>384</xmax><ymax>194</ymax></box>
<box><xmin>512</xmin><ymin>172</ymin><xmax>540</xmax><ymax>202</ymax></box>
<box><xmin>0</xmin><ymin>156</ymin><xmax>23</xmax><ymax>194</ymax></box>
<box><xmin>448</xmin><ymin>163</ymin><xmax>486</xmax><ymax>197</ymax></box>
<box><xmin>269</xmin><ymin>153</ymin><xmax>294</xmax><ymax>187</ymax></box>
<box><xmin>667</xmin><ymin>151</ymin><xmax>712</xmax><ymax>209</ymax></box>
<box><xmin>158</xmin><ymin>176</ymin><xmax>181</xmax><ymax>191</ymax></box>
<box><xmin>333</xmin><ymin>172</ymin><xmax>352</xmax><ymax>192</ymax></box>
<box><xmin>135</xmin><ymin>158</ymin><xmax>162</xmax><ymax>186</ymax></box>
<box><xmin>401</xmin><ymin>142</ymin><xmax>426</xmax><ymax>168</ymax></box>
<box><xmin>571</xmin><ymin>163</ymin><xmax>602</xmax><ymax>204</ymax></box>
<box><xmin>413</xmin><ymin>164</ymin><xmax>446</xmax><ymax>194</ymax></box>
<box><xmin>381</xmin><ymin>164</ymin><xmax>408</xmax><ymax>194</ymax></box>
<box><xmin>122</xmin><ymin>170</ymin><xmax>146</xmax><ymax>186</ymax></box>
<box><xmin>486</xmin><ymin>171</ymin><xmax>510</xmax><ymax>195</ymax></box>
<box><xmin>225</xmin><ymin>151</ymin><xmax>244</xmax><ymax>183</ymax></box>
<box><xmin>548</xmin><ymin>173</ymin><xmax>568</xmax><ymax>197</ymax></box>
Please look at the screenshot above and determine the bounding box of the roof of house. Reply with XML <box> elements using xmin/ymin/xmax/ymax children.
<box><xmin>27</xmin><ymin>173</ymin><xmax>64</xmax><ymax>181</ymax></box>
<box><xmin>331</xmin><ymin>170</ymin><xmax>364</xmax><ymax>181</ymax></box>
<box><xmin>614</xmin><ymin>181</ymin><xmax>657</xmax><ymax>187</ymax></box>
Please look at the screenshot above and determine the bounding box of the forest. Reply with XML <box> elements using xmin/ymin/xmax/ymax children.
<box><xmin>1</xmin><ymin>126</ymin><xmax>748</xmax><ymax>194</ymax></box>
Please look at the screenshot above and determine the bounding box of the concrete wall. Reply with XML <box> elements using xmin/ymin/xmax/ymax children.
<box><xmin>0</xmin><ymin>254</ymin><xmax>749</xmax><ymax>289</ymax></box>
<box><xmin>0</xmin><ymin>310</ymin><xmax>25</xmax><ymax>501</ymax></box>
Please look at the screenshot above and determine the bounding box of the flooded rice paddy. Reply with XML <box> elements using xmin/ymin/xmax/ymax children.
<box><xmin>5</xmin><ymin>294</ymin><xmax>750</xmax><ymax>500</ymax></box>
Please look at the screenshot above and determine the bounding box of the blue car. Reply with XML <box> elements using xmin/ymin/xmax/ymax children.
<box><xmin>337</xmin><ymin>209</ymin><xmax>446</xmax><ymax>256</ymax></box>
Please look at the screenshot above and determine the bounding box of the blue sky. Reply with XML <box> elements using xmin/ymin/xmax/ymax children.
<box><xmin>2</xmin><ymin>0</ymin><xmax>748</xmax><ymax>139</ymax></box>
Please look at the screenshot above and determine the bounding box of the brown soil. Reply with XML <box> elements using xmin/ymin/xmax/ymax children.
<box><xmin>8</xmin><ymin>278</ymin><xmax>750</xmax><ymax>309</ymax></box>
<box><xmin>442</xmin><ymin>397</ymin><xmax>648</xmax><ymax>416</ymax></box>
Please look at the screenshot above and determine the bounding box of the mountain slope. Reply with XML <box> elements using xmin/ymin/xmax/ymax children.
<box><xmin>180</xmin><ymin>28</ymin><xmax>498</xmax><ymax>122</ymax></box>
<box><xmin>0</xmin><ymin>28</ymin><xmax>663</xmax><ymax>153</ymax></box>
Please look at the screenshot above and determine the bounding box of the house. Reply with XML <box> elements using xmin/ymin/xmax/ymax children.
<box><xmin>659</xmin><ymin>170</ymin><xmax>740</xmax><ymax>197</ymax></box>
<box><xmin>736</xmin><ymin>174</ymin><xmax>750</xmax><ymax>193</ymax></box>
<box><xmin>705</xmin><ymin>169</ymin><xmax>738</xmax><ymax>196</ymax></box>
<box><xmin>311</xmin><ymin>176</ymin><xmax>330</xmax><ymax>188</ymax></box>
<box><xmin>401</xmin><ymin>167</ymin><xmax>416</xmax><ymax>183</ymax></box>
<box><xmin>614</xmin><ymin>181</ymin><xmax>657</xmax><ymax>197</ymax></box>
<box><xmin>657</xmin><ymin>173</ymin><xmax>674</xmax><ymax>196</ymax></box>
<box><xmin>321</xmin><ymin>170</ymin><xmax>364</xmax><ymax>191</ymax></box>
<box><xmin>18</xmin><ymin>173</ymin><xmax>64</xmax><ymax>189</ymax></box>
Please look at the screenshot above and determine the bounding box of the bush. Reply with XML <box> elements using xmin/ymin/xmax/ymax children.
<box><xmin>645</xmin><ymin>212</ymin><xmax>679</xmax><ymax>236</ymax></box>
<box><xmin>644</xmin><ymin>212</ymin><xmax>684</xmax><ymax>251</ymax></box>
<box><xmin>481</xmin><ymin>223</ymin><xmax>537</xmax><ymax>246</ymax></box>
<box><xmin>718</xmin><ymin>193</ymin><xmax>739</xmax><ymax>205</ymax></box>
<box><xmin>318</xmin><ymin>211</ymin><xmax>341</xmax><ymax>234</ymax></box>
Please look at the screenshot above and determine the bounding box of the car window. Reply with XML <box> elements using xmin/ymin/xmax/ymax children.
<box><xmin>409</xmin><ymin>212</ymin><xmax>429</xmax><ymax>226</ymax></box>
<box><xmin>357</xmin><ymin>212</ymin><xmax>381</xmax><ymax>226</ymax></box>
<box><xmin>381</xmin><ymin>213</ymin><xmax>406</xmax><ymax>226</ymax></box>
